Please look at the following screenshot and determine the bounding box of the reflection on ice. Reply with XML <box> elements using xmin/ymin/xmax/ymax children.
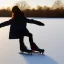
<box><xmin>21</xmin><ymin>54</ymin><xmax>58</xmax><ymax>64</ymax></box>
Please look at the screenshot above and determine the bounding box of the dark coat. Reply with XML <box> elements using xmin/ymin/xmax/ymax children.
<box><xmin>0</xmin><ymin>18</ymin><xmax>44</xmax><ymax>39</ymax></box>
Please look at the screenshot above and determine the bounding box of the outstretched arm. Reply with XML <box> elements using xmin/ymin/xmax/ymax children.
<box><xmin>26</xmin><ymin>19</ymin><xmax>45</xmax><ymax>26</ymax></box>
<box><xmin>0</xmin><ymin>19</ymin><xmax>12</xmax><ymax>28</ymax></box>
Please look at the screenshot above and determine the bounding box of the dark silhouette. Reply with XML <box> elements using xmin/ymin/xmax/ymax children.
<box><xmin>0</xmin><ymin>6</ymin><xmax>45</xmax><ymax>52</ymax></box>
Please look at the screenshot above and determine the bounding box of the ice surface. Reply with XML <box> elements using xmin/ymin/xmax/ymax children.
<box><xmin>0</xmin><ymin>18</ymin><xmax>64</xmax><ymax>64</ymax></box>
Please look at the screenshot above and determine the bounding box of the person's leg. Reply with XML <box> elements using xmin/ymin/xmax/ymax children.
<box><xmin>28</xmin><ymin>33</ymin><xmax>44</xmax><ymax>52</ymax></box>
<box><xmin>29</xmin><ymin>33</ymin><xmax>33</xmax><ymax>43</ymax></box>
<box><xmin>28</xmin><ymin>33</ymin><xmax>39</xmax><ymax>50</ymax></box>
<box><xmin>19</xmin><ymin>36</ymin><xmax>27</xmax><ymax>51</ymax></box>
<box><xmin>24</xmin><ymin>29</ymin><xmax>39</xmax><ymax>50</ymax></box>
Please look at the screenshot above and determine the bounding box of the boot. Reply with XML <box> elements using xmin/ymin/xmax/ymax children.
<box><xmin>20</xmin><ymin>45</ymin><xmax>32</xmax><ymax>54</ymax></box>
<box><xmin>30</xmin><ymin>42</ymin><xmax>39</xmax><ymax>50</ymax></box>
<box><xmin>20</xmin><ymin>44</ymin><xmax>28</xmax><ymax>51</ymax></box>
<box><xmin>30</xmin><ymin>42</ymin><xmax>44</xmax><ymax>52</ymax></box>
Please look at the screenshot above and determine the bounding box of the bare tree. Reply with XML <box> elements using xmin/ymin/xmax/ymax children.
<box><xmin>15</xmin><ymin>1</ymin><xmax>30</xmax><ymax>10</ymax></box>
<box><xmin>37</xmin><ymin>5</ymin><xmax>43</xmax><ymax>10</ymax></box>
<box><xmin>52</xmin><ymin>0</ymin><xmax>63</xmax><ymax>9</ymax></box>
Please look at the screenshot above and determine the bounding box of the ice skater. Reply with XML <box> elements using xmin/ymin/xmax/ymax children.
<box><xmin>0</xmin><ymin>6</ymin><xmax>45</xmax><ymax>53</ymax></box>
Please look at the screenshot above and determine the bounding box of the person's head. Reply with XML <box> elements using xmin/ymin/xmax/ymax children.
<box><xmin>12</xmin><ymin>6</ymin><xmax>20</xmax><ymax>14</ymax></box>
<box><xmin>12</xmin><ymin>6</ymin><xmax>25</xmax><ymax>19</ymax></box>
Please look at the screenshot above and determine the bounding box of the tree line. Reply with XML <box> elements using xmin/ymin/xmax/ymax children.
<box><xmin>23</xmin><ymin>8</ymin><xmax>64</xmax><ymax>18</ymax></box>
<box><xmin>0</xmin><ymin>9</ymin><xmax>12</xmax><ymax>17</ymax></box>
<box><xmin>0</xmin><ymin>7</ymin><xmax>64</xmax><ymax>18</ymax></box>
<box><xmin>0</xmin><ymin>0</ymin><xmax>64</xmax><ymax>18</ymax></box>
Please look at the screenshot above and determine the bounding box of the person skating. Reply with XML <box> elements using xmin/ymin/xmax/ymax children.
<box><xmin>0</xmin><ymin>6</ymin><xmax>45</xmax><ymax>53</ymax></box>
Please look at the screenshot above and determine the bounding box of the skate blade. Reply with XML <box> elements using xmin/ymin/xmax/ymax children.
<box><xmin>32</xmin><ymin>50</ymin><xmax>45</xmax><ymax>55</ymax></box>
<box><xmin>19</xmin><ymin>50</ymin><xmax>32</xmax><ymax>55</ymax></box>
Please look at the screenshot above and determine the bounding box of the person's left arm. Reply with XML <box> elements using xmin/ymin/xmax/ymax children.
<box><xmin>26</xmin><ymin>18</ymin><xmax>45</xmax><ymax>26</ymax></box>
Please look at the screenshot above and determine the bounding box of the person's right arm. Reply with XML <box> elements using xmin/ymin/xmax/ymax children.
<box><xmin>0</xmin><ymin>19</ymin><xmax>12</xmax><ymax>28</ymax></box>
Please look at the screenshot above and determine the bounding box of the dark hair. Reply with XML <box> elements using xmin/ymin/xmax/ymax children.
<box><xmin>12</xmin><ymin>6</ymin><xmax>20</xmax><ymax>13</ymax></box>
<box><xmin>12</xmin><ymin>6</ymin><xmax>25</xmax><ymax>19</ymax></box>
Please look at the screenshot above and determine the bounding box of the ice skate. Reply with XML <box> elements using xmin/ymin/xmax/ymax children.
<box><xmin>19</xmin><ymin>46</ymin><xmax>32</xmax><ymax>55</ymax></box>
<box><xmin>31</xmin><ymin>42</ymin><xmax>45</xmax><ymax>54</ymax></box>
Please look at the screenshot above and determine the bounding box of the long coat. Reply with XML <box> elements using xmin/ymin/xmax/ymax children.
<box><xmin>0</xmin><ymin>18</ymin><xmax>44</xmax><ymax>39</ymax></box>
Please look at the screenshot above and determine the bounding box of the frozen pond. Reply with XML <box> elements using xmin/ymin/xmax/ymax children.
<box><xmin>0</xmin><ymin>17</ymin><xmax>64</xmax><ymax>64</ymax></box>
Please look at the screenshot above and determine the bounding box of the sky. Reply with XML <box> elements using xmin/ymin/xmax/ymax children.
<box><xmin>0</xmin><ymin>0</ymin><xmax>64</xmax><ymax>8</ymax></box>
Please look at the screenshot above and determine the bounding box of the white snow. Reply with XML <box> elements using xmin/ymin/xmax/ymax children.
<box><xmin>0</xmin><ymin>18</ymin><xmax>64</xmax><ymax>64</ymax></box>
